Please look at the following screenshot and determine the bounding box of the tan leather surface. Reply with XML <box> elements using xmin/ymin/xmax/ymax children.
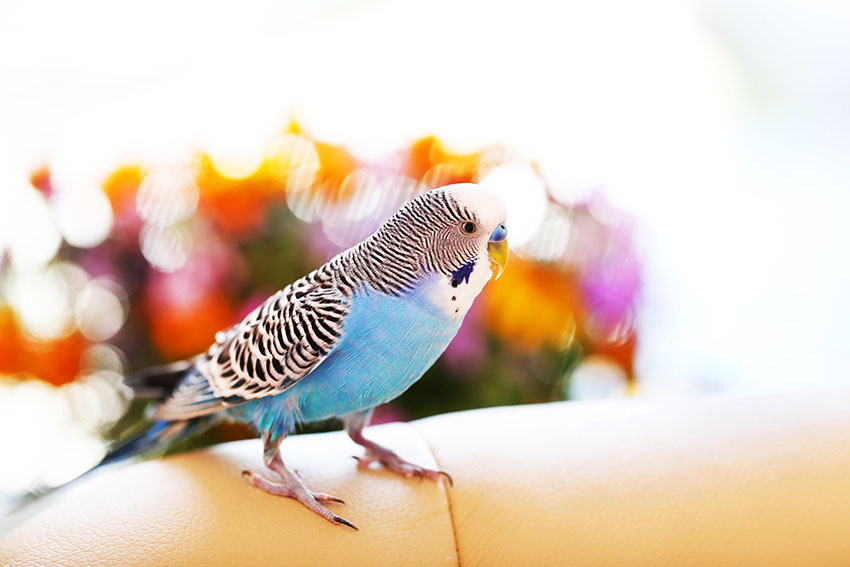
<box><xmin>0</xmin><ymin>424</ymin><xmax>458</xmax><ymax>567</ymax></box>
<box><xmin>3</xmin><ymin>389</ymin><xmax>850</xmax><ymax>566</ymax></box>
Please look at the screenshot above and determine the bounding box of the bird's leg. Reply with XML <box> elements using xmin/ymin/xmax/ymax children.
<box><xmin>242</xmin><ymin>430</ymin><xmax>357</xmax><ymax>529</ymax></box>
<box><xmin>344</xmin><ymin>409</ymin><xmax>453</xmax><ymax>486</ymax></box>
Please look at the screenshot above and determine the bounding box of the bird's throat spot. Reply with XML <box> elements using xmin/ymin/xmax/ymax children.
<box><xmin>450</xmin><ymin>260</ymin><xmax>475</xmax><ymax>288</ymax></box>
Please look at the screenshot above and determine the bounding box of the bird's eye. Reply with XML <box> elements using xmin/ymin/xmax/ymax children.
<box><xmin>461</xmin><ymin>221</ymin><xmax>477</xmax><ymax>235</ymax></box>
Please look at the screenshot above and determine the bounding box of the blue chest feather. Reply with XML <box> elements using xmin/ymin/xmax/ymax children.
<box><xmin>228</xmin><ymin>277</ymin><xmax>461</xmax><ymax>436</ymax></box>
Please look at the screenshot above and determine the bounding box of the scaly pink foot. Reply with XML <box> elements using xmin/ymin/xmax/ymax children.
<box><xmin>344</xmin><ymin>409</ymin><xmax>453</xmax><ymax>486</ymax></box>
<box><xmin>243</xmin><ymin>450</ymin><xmax>357</xmax><ymax>530</ymax></box>
<box><xmin>353</xmin><ymin>445</ymin><xmax>453</xmax><ymax>486</ymax></box>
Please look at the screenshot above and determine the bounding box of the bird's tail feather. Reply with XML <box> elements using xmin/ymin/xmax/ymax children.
<box><xmin>123</xmin><ymin>357</ymin><xmax>199</xmax><ymax>399</ymax></box>
<box><xmin>98</xmin><ymin>416</ymin><xmax>216</xmax><ymax>468</ymax></box>
<box><xmin>98</xmin><ymin>420</ymin><xmax>179</xmax><ymax>467</ymax></box>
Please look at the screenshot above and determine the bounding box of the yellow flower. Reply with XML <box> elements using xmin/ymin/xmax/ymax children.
<box><xmin>482</xmin><ymin>257</ymin><xmax>580</xmax><ymax>351</ymax></box>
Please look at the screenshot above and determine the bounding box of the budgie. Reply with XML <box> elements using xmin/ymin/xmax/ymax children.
<box><xmin>106</xmin><ymin>183</ymin><xmax>508</xmax><ymax>529</ymax></box>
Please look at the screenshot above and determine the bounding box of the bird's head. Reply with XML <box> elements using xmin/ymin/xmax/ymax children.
<box><xmin>382</xmin><ymin>183</ymin><xmax>509</xmax><ymax>289</ymax></box>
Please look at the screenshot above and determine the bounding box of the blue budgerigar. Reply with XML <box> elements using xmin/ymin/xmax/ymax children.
<box><xmin>107</xmin><ymin>183</ymin><xmax>508</xmax><ymax>529</ymax></box>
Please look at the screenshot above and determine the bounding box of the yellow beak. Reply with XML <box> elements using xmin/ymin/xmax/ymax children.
<box><xmin>487</xmin><ymin>239</ymin><xmax>509</xmax><ymax>280</ymax></box>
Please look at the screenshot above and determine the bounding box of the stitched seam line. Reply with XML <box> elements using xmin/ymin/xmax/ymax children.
<box><xmin>417</xmin><ymin>427</ymin><xmax>461</xmax><ymax>567</ymax></box>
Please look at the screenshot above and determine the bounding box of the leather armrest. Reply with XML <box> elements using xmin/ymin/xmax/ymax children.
<box><xmin>3</xmin><ymin>389</ymin><xmax>850</xmax><ymax>566</ymax></box>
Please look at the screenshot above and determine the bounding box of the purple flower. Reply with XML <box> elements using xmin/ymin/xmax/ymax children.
<box><xmin>442</xmin><ymin>301</ymin><xmax>486</xmax><ymax>376</ymax></box>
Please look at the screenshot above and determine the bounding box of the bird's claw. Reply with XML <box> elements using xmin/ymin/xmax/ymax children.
<box><xmin>332</xmin><ymin>515</ymin><xmax>358</xmax><ymax>530</ymax></box>
<box><xmin>354</xmin><ymin>449</ymin><xmax>453</xmax><ymax>486</ymax></box>
<box><xmin>312</xmin><ymin>492</ymin><xmax>346</xmax><ymax>504</ymax></box>
<box><xmin>242</xmin><ymin>469</ymin><xmax>357</xmax><ymax>530</ymax></box>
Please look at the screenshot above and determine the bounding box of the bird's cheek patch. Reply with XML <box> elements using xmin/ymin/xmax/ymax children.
<box><xmin>450</xmin><ymin>260</ymin><xmax>476</xmax><ymax>288</ymax></box>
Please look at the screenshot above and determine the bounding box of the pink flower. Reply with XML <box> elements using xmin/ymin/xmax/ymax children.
<box><xmin>442</xmin><ymin>302</ymin><xmax>486</xmax><ymax>376</ymax></box>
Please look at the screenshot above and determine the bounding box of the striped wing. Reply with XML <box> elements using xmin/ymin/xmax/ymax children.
<box><xmin>152</xmin><ymin>279</ymin><xmax>350</xmax><ymax>420</ymax></box>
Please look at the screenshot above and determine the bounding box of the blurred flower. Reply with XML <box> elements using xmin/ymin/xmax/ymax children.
<box><xmin>3</xmin><ymin>126</ymin><xmax>642</xmax><ymax>453</ymax></box>
<box><xmin>407</xmin><ymin>136</ymin><xmax>478</xmax><ymax>186</ymax></box>
<box><xmin>75</xmin><ymin>246</ymin><xmax>120</xmax><ymax>281</ymax></box>
<box><xmin>236</xmin><ymin>291</ymin><xmax>273</xmax><ymax>321</ymax></box>
<box><xmin>312</xmin><ymin>141</ymin><xmax>359</xmax><ymax>199</ymax></box>
<box><xmin>406</xmin><ymin>135</ymin><xmax>439</xmax><ymax>180</ymax></box>
<box><xmin>0</xmin><ymin>306</ymin><xmax>23</xmax><ymax>369</ymax></box>
<box><xmin>2</xmin><ymin>118</ymin><xmax>650</xmax><ymax>504</ymax></box>
<box><xmin>29</xmin><ymin>166</ymin><xmax>53</xmax><ymax>198</ymax></box>
<box><xmin>102</xmin><ymin>165</ymin><xmax>146</xmax><ymax>243</ymax></box>
<box><xmin>443</xmin><ymin>301</ymin><xmax>487</xmax><ymax>375</ymax></box>
<box><xmin>196</xmin><ymin>154</ymin><xmax>282</xmax><ymax>238</ymax></box>
<box><xmin>0</xmin><ymin>306</ymin><xmax>90</xmax><ymax>386</ymax></box>
<box><xmin>144</xmin><ymin>232</ymin><xmax>242</xmax><ymax>359</ymax></box>
<box><xmin>103</xmin><ymin>165</ymin><xmax>146</xmax><ymax>218</ymax></box>
<box><xmin>588</xmin><ymin>329</ymin><xmax>637</xmax><ymax>380</ymax></box>
<box><xmin>136</xmin><ymin>168</ymin><xmax>199</xmax><ymax>226</ymax></box>
<box><xmin>582</xmin><ymin>254</ymin><xmax>640</xmax><ymax>341</ymax></box>
<box><xmin>577</xmin><ymin>194</ymin><xmax>641</xmax><ymax>352</ymax></box>
<box><xmin>147</xmin><ymin>289</ymin><xmax>234</xmax><ymax>360</ymax></box>
<box><xmin>482</xmin><ymin>257</ymin><xmax>580</xmax><ymax>351</ymax></box>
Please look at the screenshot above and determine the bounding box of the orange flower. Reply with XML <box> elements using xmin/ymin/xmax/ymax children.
<box><xmin>407</xmin><ymin>136</ymin><xmax>480</xmax><ymax>187</ymax></box>
<box><xmin>312</xmin><ymin>141</ymin><xmax>358</xmax><ymax>202</ymax></box>
<box><xmin>29</xmin><ymin>166</ymin><xmax>53</xmax><ymax>197</ymax></box>
<box><xmin>407</xmin><ymin>136</ymin><xmax>439</xmax><ymax>179</ymax></box>
<box><xmin>482</xmin><ymin>257</ymin><xmax>583</xmax><ymax>351</ymax></box>
<box><xmin>428</xmin><ymin>138</ymin><xmax>480</xmax><ymax>175</ymax></box>
<box><xmin>284</xmin><ymin>121</ymin><xmax>359</xmax><ymax>200</ymax></box>
<box><xmin>0</xmin><ymin>306</ymin><xmax>89</xmax><ymax>386</ymax></box>
<box><xmin>103</xmin><ymin>165</ymin><xmax>145</xmax><ymax>216</ymax></box>
<box><xmin>588</xmin><ymin>331</ymin><xmax>637</xmax><ymax>380</ymax></box>
<box><xmin>196</xmin><ymin>154</ymin><xmax>283</xmax><ymax>237</ymax></box>
<box><xmin>147</xmin><ymin>290</ymin><xmax>235</xmax><ymax>360</ymax></box>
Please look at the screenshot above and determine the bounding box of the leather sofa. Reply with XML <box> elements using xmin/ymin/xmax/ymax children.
<box><xmin>2</xmin><ymin>388</ymin><xmax>849</xmax><ymax>565</ymax></box>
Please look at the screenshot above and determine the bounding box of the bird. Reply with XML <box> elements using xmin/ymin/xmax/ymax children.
<box><xmin>103</xmin><ymin>182</ymin><xmax>508</xmax><ymax>529</ymax></box>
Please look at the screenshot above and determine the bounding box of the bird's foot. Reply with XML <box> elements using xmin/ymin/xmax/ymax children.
<box><xmin>242</xmin><ymin>469</ymin><xmax>357</xmax><ymax>530</ymax></box>
<box><xmin>354</xmin><ymin>446</ymin><xmax>453</xmax><ymax>486</ymax></box>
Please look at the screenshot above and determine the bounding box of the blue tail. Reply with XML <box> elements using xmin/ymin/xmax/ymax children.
<box><xmin>98</xmin><ymin>421</ymin><xmax>175</xmax><ymax>467</ymax></box>
<box><xmin>97</xmin><ymin>359</ymin><xmax>215</xmax><ymax>467</ymax></box>
<box><xmin>97</xmin><ymin>417</ymin><xmax>214</xmax><ymax>469</ymax></box>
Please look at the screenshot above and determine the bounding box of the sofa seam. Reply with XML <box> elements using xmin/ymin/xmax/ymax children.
<box><xmin>416</xmin><ymin>426</ymin><xmax>462</xmax><ymax>567</ymax></box>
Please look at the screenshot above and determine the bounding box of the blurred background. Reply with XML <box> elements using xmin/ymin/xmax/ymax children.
<box><xmin>1</xmin><ymin>0</ymin><xmax>849</xmax><ymax>518</ymax></box>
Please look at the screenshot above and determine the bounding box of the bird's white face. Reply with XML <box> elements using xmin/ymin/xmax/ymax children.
<box><xmin>425</xmin><ymin>183</ymin><xmax>509</xmax><ymax>319</ymax></box>
<box><xmin>442</xmin><ymin>183</ymin><xmax>509</xmax><ymax>243</ymax></box>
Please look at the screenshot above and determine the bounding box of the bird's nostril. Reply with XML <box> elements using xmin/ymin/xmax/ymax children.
<box><xmin>489</xmin><ymin>223</ymin><xmax>508</xmax><ymax>242</ymax></box>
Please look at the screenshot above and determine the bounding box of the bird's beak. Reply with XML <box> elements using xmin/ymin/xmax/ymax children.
<box><xmin>487</xmin><ymin>223</ymin><xmax>509</xmax><ymax>280</ymax></box>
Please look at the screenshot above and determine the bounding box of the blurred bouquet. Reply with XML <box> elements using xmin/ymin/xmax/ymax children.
<box><xmin>0</xmin><ymin>123</ymin><xmax>640</xmax><ymax>490</ymax></box>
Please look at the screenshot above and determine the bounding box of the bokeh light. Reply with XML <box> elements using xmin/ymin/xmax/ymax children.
<box><xmin>74</xmin><ymin>279</ymin><xmax>127</xmax><ymax>342</ymax></box>
<box><xmin>140</xmin><ymin>223</ymin><xmax>193</xmax><ymax>273</ymax></box>
<box><xmin>0</xmin><ymin>184</ymin><xmax>62</xmax><ymax>269</ymax></box>
<box><xmin>52</xmin><ymin>188</ymin><xmax>114</xmax><ymax>249</ymax></box>
<box><xmin>136</xmin><ymin>168</ymin><xmax>199</xmax><ymax>225</ymax></box>
<box><xmin>523</xmin><ymin>206</ymin><xmax>572</xmax><ymax>263</ymax></box>
<box><xmin>567</xmin><ymin>355</ymin><xmax>630</xmax><ymax>400</ymax></box>
<box><xmin>480</xmin><ymin>165</ymin><xmax>548</xmax><ymax>247</ymax></box>
<box><xmin>4</xmin><ymin>264</ymin><xmax>86</xmax><ymax>341</ymax></box>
